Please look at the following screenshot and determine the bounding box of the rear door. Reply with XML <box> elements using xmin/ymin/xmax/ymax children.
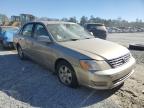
<box><xmin>20</xmin><ymin>23</ymin><xmax>34</xmax><ymax>57</ymax></box>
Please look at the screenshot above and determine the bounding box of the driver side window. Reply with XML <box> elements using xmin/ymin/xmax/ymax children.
<box><xmin>22</xmin><ymin>24</ymin><xmax>33</xmax><ymax>37</ymax></box>
<box><xmin>33</xmin><ymin>24</ymin><xmax>48</xmax><ymax>39</ymax></box>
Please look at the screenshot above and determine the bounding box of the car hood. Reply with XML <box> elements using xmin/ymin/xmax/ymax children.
<box><xmin>59</xmin><ymin>38</ymin><xmax>129</xmax><ymax>60</ymax></box>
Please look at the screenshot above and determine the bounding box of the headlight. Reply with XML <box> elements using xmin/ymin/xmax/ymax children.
<box><xmin>80</xmin><ymin>60</ymin><xmax>111</xmax><ymax>72</ymax></box>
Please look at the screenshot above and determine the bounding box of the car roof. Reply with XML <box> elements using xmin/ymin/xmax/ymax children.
<box><xmin>85</xmin><ymin>23</ymin><xmax>104</xmax><ymax>26</ymax></box>
<box><xmin>29</xmin><ymin>21</ymin><xmax>76</xmax><ymax>25</ymax></box>
<box><xmin>0</xmin><ymin>26</ymin><xmax>19</xmax><ymax>29</ymax></box>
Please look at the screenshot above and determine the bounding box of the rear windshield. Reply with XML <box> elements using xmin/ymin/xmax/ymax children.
<box><xmin>87</xmin><ymin>24</ymin><xmax>106</xmax><ymax>30</ymax></box>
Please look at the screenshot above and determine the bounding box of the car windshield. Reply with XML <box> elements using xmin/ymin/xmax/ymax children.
<box><xmin>47</xmin><ymin>23</ymin><xmax>94</xmax><ymax>42</ymax></box>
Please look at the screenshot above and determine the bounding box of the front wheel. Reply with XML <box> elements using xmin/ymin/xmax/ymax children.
<box><xmin>56</xmin><ymin>61</ymin><xmax>79</xmax><ymax>88</ymax></box>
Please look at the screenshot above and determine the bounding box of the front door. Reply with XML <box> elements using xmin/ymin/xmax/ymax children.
<box><xmin>31</xmin><ymin>23</ymin><xmax>54</xmax><ymax>68</ymax></box>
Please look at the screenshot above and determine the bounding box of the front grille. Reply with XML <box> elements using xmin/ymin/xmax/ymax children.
<box><xmin>108</xmin><ymin>53</ymin><xmax>130</xmax><ymax>68</ymax></box>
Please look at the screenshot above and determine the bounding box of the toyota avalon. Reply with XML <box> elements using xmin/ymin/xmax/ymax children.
<box><xmin>13</xmin><ymin>21</ymin><xmax>136</xmax><ymax>89</ymax></box>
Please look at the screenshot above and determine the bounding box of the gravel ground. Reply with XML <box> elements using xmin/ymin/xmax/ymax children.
<box><xmin>0</xmin><ymin>33</ymin><xmax>144</xmax><ymax>108</ymax></box>
<box><xmin>107</xmin><ymin>32</ymin><xmax>144</xmax><ymax>48</ymax></box>
<box><xmin>107</xmin><ymin>33</ymin><xmax>144</xmax><ymax>108</ymax></box>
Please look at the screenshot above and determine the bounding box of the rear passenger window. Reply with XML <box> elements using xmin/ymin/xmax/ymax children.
<box><xmin>22</xmin><ymin>24</ymin><xmax>33</xmax><ymax>37</ymax></box>
<box><xmin>33</xmin><ymin>24</ymin><xmax>48</xmax><ymax>39</ymax></box>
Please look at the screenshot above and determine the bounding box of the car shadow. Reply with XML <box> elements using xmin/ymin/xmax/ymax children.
<box><xmin>0</xmin><ymin>53</ymin><xmax>122</xmax><ymax>108</ymax></box>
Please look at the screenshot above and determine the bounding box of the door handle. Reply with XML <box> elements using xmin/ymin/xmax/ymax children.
<box><xmin>19</xmin><ymin>37</ymin><xmax>24</xmax><ymax>40</ymax></box>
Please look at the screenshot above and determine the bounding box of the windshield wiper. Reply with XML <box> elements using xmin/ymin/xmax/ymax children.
<box><xmin>84</xmin><ymin>37</ymin><xmax>94</xmax><ymax>39</ymax></box>
<box><xmin>69</xmin><ymin>38</ymin><xmax>79</xmax><ymax>41</ymax></box>
<box><xmin>85</xmin><ymin>38</ymin><xmax>90</xmax><ymax>39</ymax></box>
<box><xmin>58</xmin><ymin>38</ymin><xmax>79</xmax><ymax>42</ymax></box>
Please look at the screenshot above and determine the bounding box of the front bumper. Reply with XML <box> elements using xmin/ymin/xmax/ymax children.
<box><xmin>74</xmin><ymin>57</ymin><xmax>136</xmax><ymax>89</ymax></box>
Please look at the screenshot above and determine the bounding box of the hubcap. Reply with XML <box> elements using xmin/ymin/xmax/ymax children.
<box><xmin>58</xmin><ymin>65</ymin><xmax>72</xmax><ymax>85</ymax></box>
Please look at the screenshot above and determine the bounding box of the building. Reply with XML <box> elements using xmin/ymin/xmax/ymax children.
<box><xmin>11</xmin><ymin>16</ymin><xmax>20</xmax><ymax>22</ymax></box>
<box><xmin>20</xmin><ymin>14</ymin><xmax>35</xmax><ymax>25</ymax></box>
<box><xmin>0</xmin><ymin>14</ymin><xmax>9</xmax><ymax>25</ymax></box>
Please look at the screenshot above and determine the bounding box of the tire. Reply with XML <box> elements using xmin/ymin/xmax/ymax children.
<box><xmin>56</xmin><ymin>61</ymin><xmax>79</xmax><ymax>88</ymax></box>
<box><xmin>2</xmin><ymin>44</ymin><xmax>7</xmax><ymax>49</ymax></box>
<box><xmin>129</xmin><ymin>44</ymin><xmax>144</xmax><ymax>51</ymax></box>
<box><xmin>17</xmin><ymin>45</ymin><xmax>25</xmax><ymax>60</ymax></box>
<box><xmin>1</xmin><ymin>41</ymin><xmax>7</xmax><ymax>49</ymax></box>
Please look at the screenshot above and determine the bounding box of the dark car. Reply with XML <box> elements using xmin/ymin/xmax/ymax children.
<box><xmin>84</xmin><ymin>23</ymin><xmax>107</xmax><ymax>39</ymax></box>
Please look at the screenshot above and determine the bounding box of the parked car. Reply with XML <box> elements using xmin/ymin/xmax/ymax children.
<box><xmin>0</xmin><ymin>26</ymin><xmax>3</xmax><ymax>43</ymax></box>
<box><xmin>13</xmin><ymin>21</ymin><xmax>135</xmax><ymax>89</ymax></box>
<box><xmin>84</xmin><ymin>23</ymin><xmax>107</xmax><ymax>39</ymax></box>
<box><xmin>1</xmin><ymin>26</ymin><xmax>19</xmax><ymax>48</ymax></box>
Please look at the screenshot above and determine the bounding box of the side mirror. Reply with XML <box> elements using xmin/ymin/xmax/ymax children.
<box><xmin>90</xmin><ymin>32</ymin><xmax>94</xmax><ymax>36</ymax></box>
<box><xmin>37</xmin><ymin>35</ymin><xmax>51</xmax><ymax>43</ymax></box>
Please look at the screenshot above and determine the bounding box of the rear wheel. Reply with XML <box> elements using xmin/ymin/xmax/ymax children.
<box><xmin>1</xmin><ymin>41</ymin><xmax>7</xmax><ymax>49</ymax></box>
<box><xmin>17</xmin><ymin>45</ymin><xmax>25</xmax><ymax>60</ymax></box>
<box><xmin>56</xmin><ymin>61</ymin><xmax>78</xmax><ymax>88</ymax></box>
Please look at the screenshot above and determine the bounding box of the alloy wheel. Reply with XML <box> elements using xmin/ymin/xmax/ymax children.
<box><xmin>58</xmin><ymin>65</ymin><xmax>72</xmax><ymax>85</ymax></box>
